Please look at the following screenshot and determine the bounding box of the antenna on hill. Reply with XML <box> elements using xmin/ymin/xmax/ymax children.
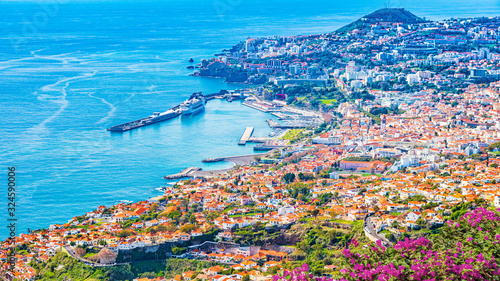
<box><xmin>386</xmin><ymin>0</ymin><xmax>391</xmax><ymax>8</ymax></box>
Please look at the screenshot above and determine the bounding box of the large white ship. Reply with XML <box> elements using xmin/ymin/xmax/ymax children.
<box><xmin>180</xmin><ymin>93</ymin><xmax>205</xmax><ymax>115</ymax></box>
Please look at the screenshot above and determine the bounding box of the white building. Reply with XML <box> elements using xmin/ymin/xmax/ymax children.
<box><xmin>278</xmin><ymin>206</ymin><xmax>295</xmax><ymax>215</ymax></box>
<box><xmin>407</xmin><ymin>74</ymin><xmax>420</xmax><ymax>84</ymax></box>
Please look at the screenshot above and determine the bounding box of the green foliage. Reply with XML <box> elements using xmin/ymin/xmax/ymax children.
<box><xmin>116</xmin><ymin>229</ymin><xmax>134</xmax><ymax>238</ymax></box>
<box><xmin>298</xmin><ymin>172</ymin><xmax>315</xmax><ymax>181</ymax></box>
<box><xmin>338</xmin><ymin>208</ymin><xmax>500</xmax><ymax>280</ymax></box>
<box><xmin>282</xmin><ymin>129</ymin><xmax>306</xmax><ymax>143</ymax></box>
<box><xmin>167</xmin><ymin>210</ymin><xmax>182</xmax><ymax>221</ymax></box>
<box><xmin>289</xmin><ymin>182</ymin><xmax>310</xmax><ymax>199</ymax></box>
<box><xmin>172</xmin><ymin>247</ymin><xmax>186</xmax><ymax>255</ymax></box>
<box><xmin>179</xmin><ymin>224</ymin><xmax>196</xmax><ymax>233</ymax></box>
<box><xmin>276</xmin><ymin>83</ymin><xmax>346</xmax><ymax>110</ymax></box>
<box><xmin>351</xmin><ymin>90</ymin><xmax>375</xmax><ymax>101</ymax></box>
<box><xmin>163</xmin><ymin>259</ymin><xmax>215</xmax><ymax>279</ymax></box>
<box><xmin>342</xmin><ymin>156</ymin><xmax>373</xmax><ymax>162</ymax></box>
<box><xmin>283</xmin><ymin>172</ymin><xmax>296</xmax><ymax>184</ymax></box>
<box><xmin>449</xmin><ymin>202</ymin><xmax>471</xmax><ymax>220</ymax></box>
<box><xmin>314</xmin><ymin>122</ymin><xmax>329</xmax><ymax>134</ymax></box>
<box><xmin>34</xmin><ymin>252</ymin><xmax>179</xmax><ymax>281</ymax></box>
<box><xmin>486</xmin><ymin>141</ymin><xmax>500</xmax><ymax>152</ymax></box>
<box><xmin>206</xmin><ymin>211</ymin><xmax>220</xmax><ymax>223</ymax></box>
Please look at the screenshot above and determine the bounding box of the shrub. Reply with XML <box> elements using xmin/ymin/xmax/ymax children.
<box><xmin>275</xmin><ymin>208</ymin><xmax>500</xmax><ymax>281</ymax></box>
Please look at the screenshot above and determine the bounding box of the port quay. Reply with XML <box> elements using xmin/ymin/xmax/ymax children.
<box><xmin>107</xmin><ymin>90</ymin><xmax>323</xmax><ymax>133</ymax></box>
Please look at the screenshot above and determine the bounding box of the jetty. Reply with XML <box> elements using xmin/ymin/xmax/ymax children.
<box><xmin>238</xmin><ymin>127</ymin><xmax>254</xmax><ymax>145</ymax></box>
<box><xmin>163</xmin><ymin>167</ymin><xmax>201</xmax><ymax>179</ymax></box>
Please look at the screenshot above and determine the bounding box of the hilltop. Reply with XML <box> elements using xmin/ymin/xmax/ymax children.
<box><xmin>336</xmin><ymin>8</ymin><xmax>426</xmax><ymax>34</ymax></box>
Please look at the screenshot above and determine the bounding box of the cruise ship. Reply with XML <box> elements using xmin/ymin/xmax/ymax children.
<box><xmin>180</xmin><ymin>93</ymin><xmax>205</xmax><ymax>115</ymax></box>
<box><xmin>107</xmin><ymin>108</ymin><xmax>181</xmax><ymax>132</ymax></box>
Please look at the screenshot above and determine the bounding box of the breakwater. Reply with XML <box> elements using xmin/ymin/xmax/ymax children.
<box><xmin>163</xmin><ymin>167</ymin><xmax>202</xmax><ymax>179</ymax></box>
<box><xmin>107</xmin><ymin>92</ymin><xmax>222</xmax><ymax>132</ymax></box>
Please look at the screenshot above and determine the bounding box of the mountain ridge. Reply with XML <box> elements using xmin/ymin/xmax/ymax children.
<box><xmin>336</xmin><ymin>8</ymin><xmax>427</xmax><ymax>34</ymax></box>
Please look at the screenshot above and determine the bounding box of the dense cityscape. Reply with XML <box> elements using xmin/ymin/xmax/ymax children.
<box><xmin>3</xmin><ymin>8</ymin><xmax>500</xmax><ymax>281</ymax></box>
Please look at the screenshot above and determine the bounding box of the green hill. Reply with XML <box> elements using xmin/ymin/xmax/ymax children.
<box><xmin>336</xmin><ymin>8</ymin><xmax>426</xmax><ymax>34</ymax></box>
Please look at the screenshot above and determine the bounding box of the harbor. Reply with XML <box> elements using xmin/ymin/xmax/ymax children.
<box><xmin>109</xmin><ymin>90</ymin><xmax>323</xmax><ymax>180</ymax></box>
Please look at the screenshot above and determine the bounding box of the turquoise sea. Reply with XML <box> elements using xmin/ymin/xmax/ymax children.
<box><xmin>1</xmin><ymin>0</ymin><xmax>500</xmax><ymax>239</ymax></box>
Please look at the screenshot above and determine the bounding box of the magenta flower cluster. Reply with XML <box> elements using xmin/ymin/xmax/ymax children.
<box><xmin>275</xmin><ymin>208</ymin><xmax>500</xmax><ymax>281</ymax></box>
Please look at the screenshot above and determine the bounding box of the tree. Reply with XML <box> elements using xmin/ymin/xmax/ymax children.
<box><xmin>150</xmin><ymin>203</ymin><xmax>159</xmax><ymax>213</ymax></box>
<box><xmin>311</xmin><ymin>209</ymin><xmax>320</xmax><ymax>219</ymax></box>
<box><xmin>106</xmin><ymin>264</ymin><xmax>134</xmax><ymax>280</ymax></box>
<box><xmin>116</xmin><ymin>229</ymin><xmax>134</xmax><ymax>238</ymax></box>
<box><xmin>172</xmin><ymin>247</ymin><xmax>186</xmax><ymax>255</ymax></box>
<box><xmin>180</xmin><ymin>224</ymin><xmax>196</xmax><ymax>233</ymax></box>
<box><xmin>206</xmin><ymin>211</ymin><xmax>220</xmax><ymax>223</ymax></box>
<box><xmin>283</xmin><ymin>173</ymin><xmax>295</xmax><ymax>183</ymax></box>
<box><xmin>140</xmin><ymin>272</ymin><xmax>158</xmax><ymax>279</ymax></box>
<box><xmin>189</xmin><ymin>214</ymin><xmax>197</xmax><ymax>224</ymax></box>
<box><xmin>298</xmin><ymin>172</ymin><xmax>314</xmax><ymax>181</ymax></box>
<box><xmin>167</xmin><ymin>210</ymin><xmax>182</xmax><ymax>221</ymax></box>
<box><xmin>242</xmin><ymin>275</ymin><xmax>250</xmax><ymax>281</ymax></box>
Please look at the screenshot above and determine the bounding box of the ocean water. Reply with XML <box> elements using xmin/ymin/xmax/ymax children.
<box><xmin>1</xmin><ymin>0</ymin><xmax>500</xmax><ymax>239</ymax></box>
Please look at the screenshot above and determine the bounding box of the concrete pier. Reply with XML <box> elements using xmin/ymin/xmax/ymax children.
<box><xmin>238</xmin><ymin>127</ymin><xmax>254</xmax><ymax>145</ymax></box>
<box><xmin>202</xmin><ymin>153</ymin><xmax>267</xmax><ymax>165</ymax></box>
<box><xmin>163</xmin><ymin>167</ymin><xmax>201</xmax><ymax>179</ymax></box>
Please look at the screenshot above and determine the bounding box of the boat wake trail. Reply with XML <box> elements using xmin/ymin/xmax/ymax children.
<box><xmin>89</xmin><ymin>93</ymin><xmax>117</xmax><ymax>125</ymax></box>
<box><xmin>3</xmin><ymin>71</ymin><xmax>98</xmax><ymax>160</ymax></box>
<box><xmin>35</xmin><ymin>70</ymin><xmax>97</xmax><ymax>130</ymax></box>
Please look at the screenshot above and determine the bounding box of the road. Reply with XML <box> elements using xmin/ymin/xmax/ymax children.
<box><xmin>364</xmin><ymin>215</ymin><xmax>392</xmax><ymax>247</ymax></box>
<box><xmin>63</xmin><ymin>245</ymin><xmax>117</xmax><ymax>267</ymax></box>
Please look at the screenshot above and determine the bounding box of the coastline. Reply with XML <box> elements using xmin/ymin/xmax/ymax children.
<box><xmin>163</xmin><ymin>152</ymin><xmax>268</xmax><ymax>180</ymax></box>
<box><xmin>5</xmin><ymin>2</ymin><xmax>500</xmax><ymax>279</ymax></box>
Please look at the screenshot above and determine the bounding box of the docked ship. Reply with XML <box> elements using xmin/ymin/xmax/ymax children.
<box><xmin>107</xmin><ymin>107</ymin><xmax>181</xmax><ymax>132</ymax></box>
<box><xmin>180</xmin><ymin>92</ymin><xmax>206</xmax><ymax>115</ymax></box>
